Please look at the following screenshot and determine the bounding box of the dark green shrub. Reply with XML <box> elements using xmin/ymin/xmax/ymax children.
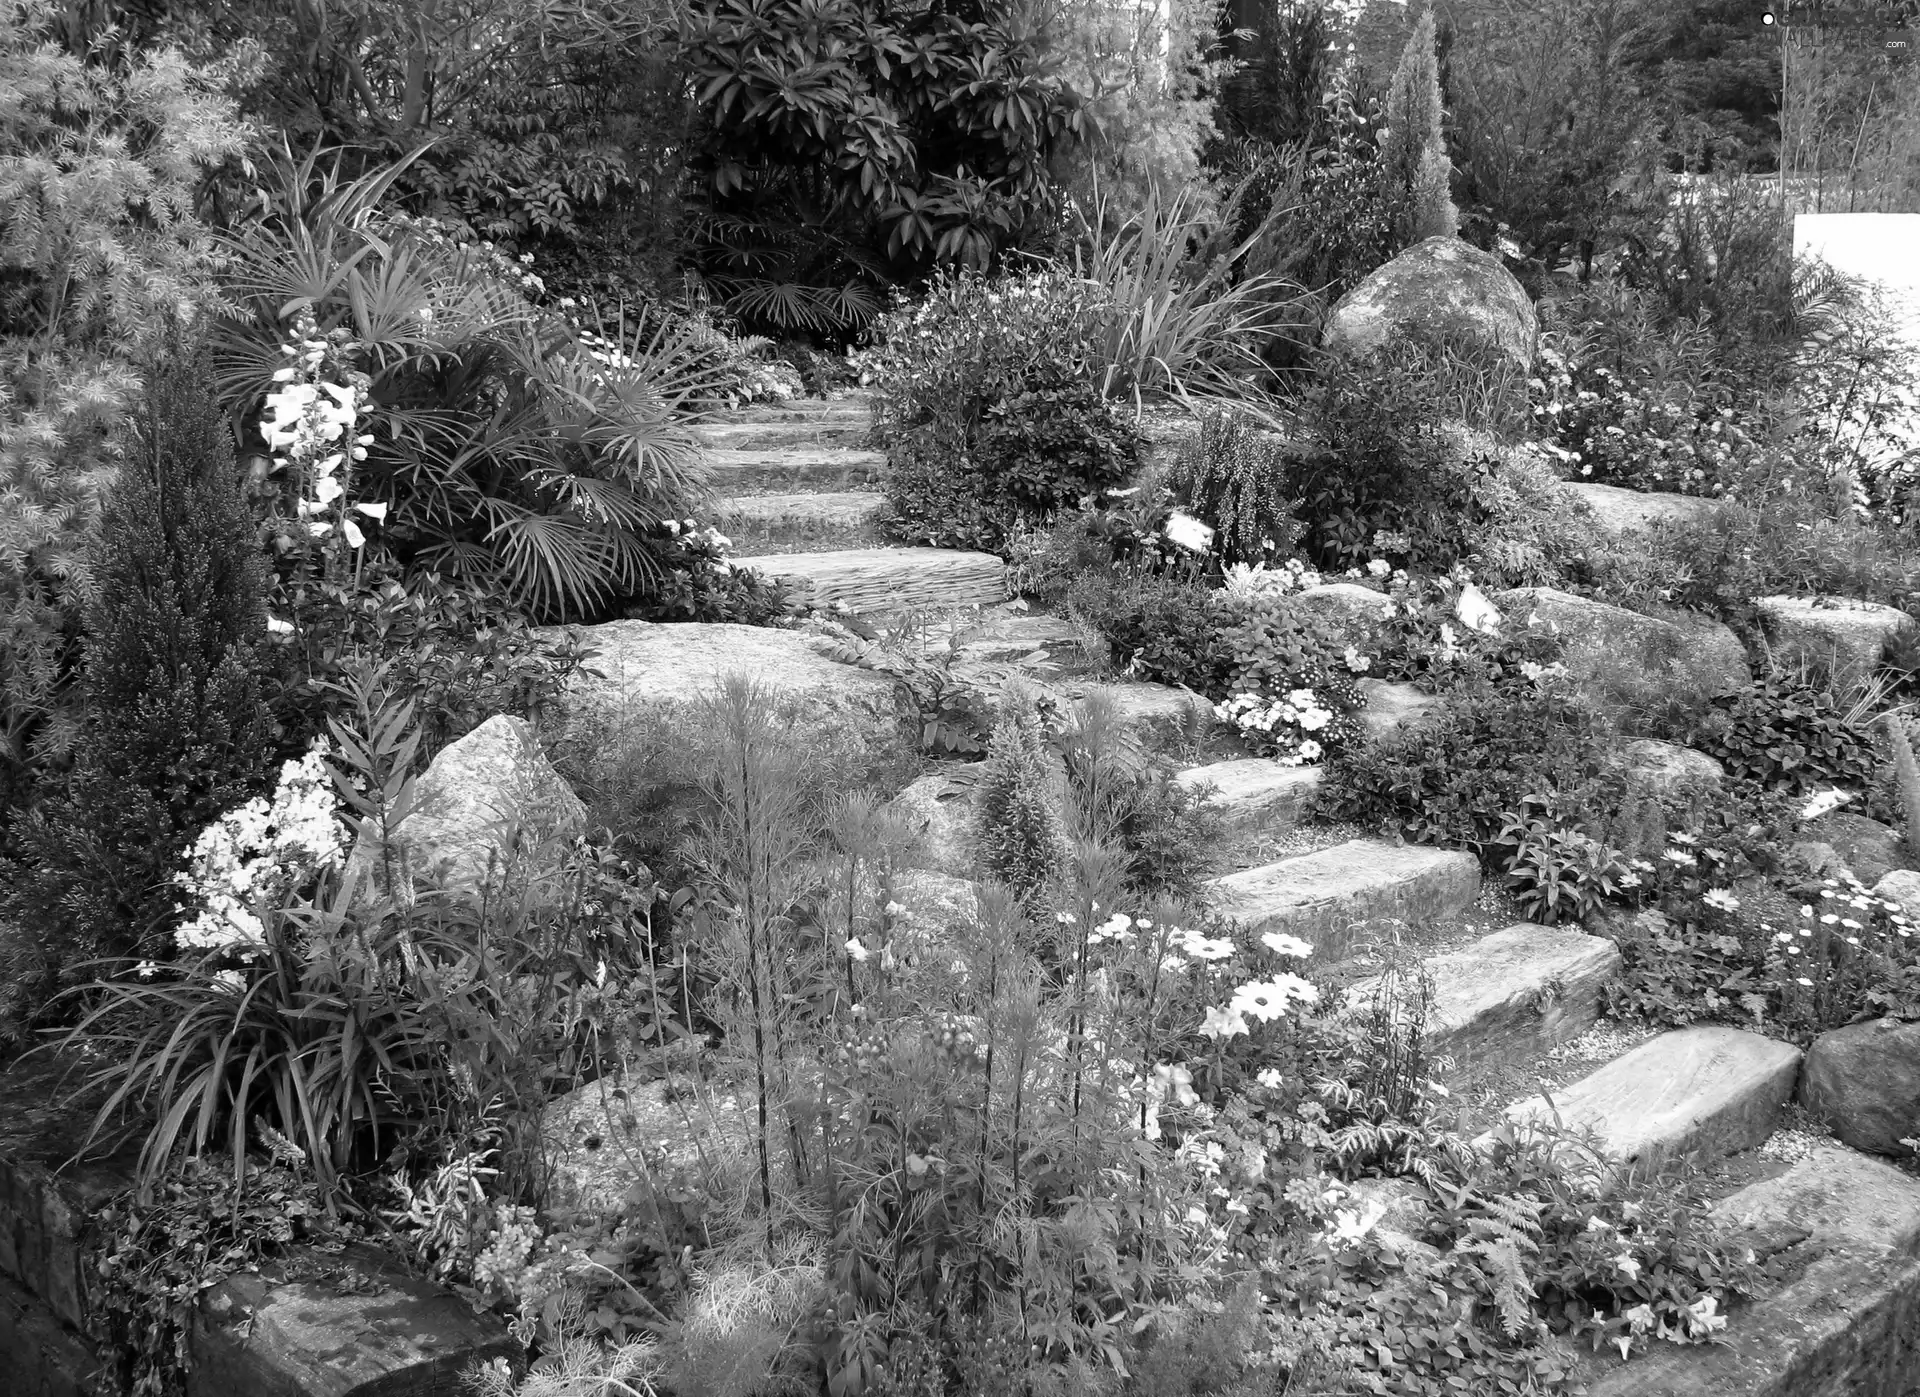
<box><xmin>868</xmin><ymin>269</ymin><xmax>1141</xmax><ymax>552</ymax></box>
<box><xmin>1065</xmin><ymin>568</ymin><xmax>1232</xmax><ymax>693</ymax></box>
<box><xmin>1320</xmin><ymin>682</ymin><xmax>1627</xmax><ymax>866</ymax></box>
<box><xmin>682</xmin><ymin>0</ymin><xmax>1088</xmax><ymax>334</ymax></box>
<box><xmin>1688</xmin><ymin>672</ymin><xmax>1877</xmax><ymax>793</ymax></box>
<box><xmin>4</xmin><ymin>343</ymin><xmax>279</xmax><ymax>1035</ymax></box>
<box><xmin>1165</xmin><ymin>407</ymin><xmax>1306</xmax><ymax>567</ymax></box>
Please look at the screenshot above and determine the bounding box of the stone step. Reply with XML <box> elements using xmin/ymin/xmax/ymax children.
<box><xmin>704</xmin><ymin>446</ymin><xmax>887</xmax><ymax>491</ymax></box>
<box><xmin>699</xmin><ymin>417</ymin><xmax>871</xmax><ymax>452</ymax></box>
<box><xmin>1173</xmin><ymin>758</ymin><xmax>1323</xmax><ymax>835</ymax></box>
<box><xmin>714</xmin><ymin>491</ymin><xmax>888</xmax><ymax>549</ymax></box>
<box><xmin>1391</xmin><ymin>923</ymin><xmax>1622</xmax><ymax>1077</ymax></box>
<box><xmin>1583</xmin><ymin>1145</ymin><xmax>1920</xmax><ymax>1396</ymax></box>
<box><xmin>1204</xmin><ymin>839</ymin><xmax>1481</xmax><ymax>964</ymax></box>
<box><xmin>731</xmin><ymin>547</ymin><xmax>1006</xmax><ymax>614</ymax></box>
<box><xmin>1502</xmin><ymin>1025</ymin><xmax>1801</xmax><ymax>1173</ymax></box>
<box><xmin>720</xmin><ymin>395</ymin><xmax>871</xmax><ymax>424</ymax></box>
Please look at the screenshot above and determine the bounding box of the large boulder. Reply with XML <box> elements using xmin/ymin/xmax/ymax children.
<box><xmin>889</xmin><ymin>771</ymin><xmax>977</xmax><ymax>877</ymax></box>
<box><xmin>376</xmin><ymin>715</ymin><xmax>585</xmax><ymax>892</ymax></box>
<box><xmin>1495</xmin><ymin>587</ymin><xmax>1749</xmax><ymax>695</ymax></box>
<box><xmin>1323</xmin><ymin>236</ymin><xmax>1539</xmax><ymax>375</ymax></box>
<box><xmin>1799</xmin><ymin>1018</ymin><xmax>1920</xmax><ymax>1156</ymax></box>
<box><xmin>1756</xmin><ymin>595</ymin><xmax>1918</xmax><ymax>688</ymax></box>
<box><xmin>554</xmin><ymin>620</ymin><xmax>896</xmax><ymax>735</ymax></box>
<box><xmin>1620</xmin><ymin>739</ymin><xmax>1724</xmax><ymax>796</ymax></box>
<box><xmin>1564</xmin><ymin>482</ymin><xmax>1713</xmax><ymax>535</ymax></box>
<box><xmin>1804</xmin><ymin>811</ymin><xmax>1903</xmax><ymax>886</ymax></box>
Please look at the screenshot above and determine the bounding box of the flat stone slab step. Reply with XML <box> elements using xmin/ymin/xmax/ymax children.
<box><xmin>1173</xmin><ymin>758</ymin><xmax>1323</xmax><ymax>835</ymax></box>
<box><xmin>704</xmin><ymin>446</ymin><xmax>886</xmax><ymax>490</ymax></box>
<box><xmin>731</xmin><ymin>547</ymin><xmax>1006</xmax><ymax>613</ymax></box>
<box><xmin>721</xmin><ymin>396</ymin><xmax>870</xmax><ymax>423</ymax></box>
<box><xmin>1205</xmin><ymin>839</ymin><xmax>1481</xmax><ymax>964</ymax></box>
<box><xmin>1504</xmin><ymin>1025</ymin><xmax>1801</xmax><ymax>1172</ymax></box>
<box><xmin>1403</xmin><ymin>924</ymin><xmax>1621</xmax><ymax>1076</ymax></box>
<box><xmin>714</xmin><ymin>491</ymin><xmax>887</xmax><ymax>548</ymax></box>
<box><xmin>700</xmin><ymin>417</ymin><xmax>871</xmax><ymax>452</ymax></box>
<box><xmin>1583</xmin><ymin>1145</ymin><xmax>1920</xmax><ymax>1395</ymax></box>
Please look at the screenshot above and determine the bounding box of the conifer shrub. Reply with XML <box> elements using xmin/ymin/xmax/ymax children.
<box><xmin>973</xmin><ymin>694</ymin><xmax>1065</xmax><ymax>900</ymax></box>
<box><xmin>1378</xmin><ymin>8</ymin><xmax>1458</xmax><ymax>249</ymax></box>
<box><xmin>3</xmin><ymin>340</ymin><xmax>279</xmax><ymax>1038</ymax></box>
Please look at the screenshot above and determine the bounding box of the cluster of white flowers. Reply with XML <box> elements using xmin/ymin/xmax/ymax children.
<box><xmin>1199</xmin><ymin>972</ymin><xmax>1318</xmax><ymax>1039</ymax></box>
<box><xmin>260</xmin><ymin>313</ymin><xmax>386</xmax><ymax>564</ymax></box>
<box><xmin>174</xmin><ymin>745</ymin><xmax>345</xmax><ymax>959</ymax></box>
<box><xmin>1213</xmin><ymin>689</ymin><xmax>1335</xmax><ymax>765</ymax></box>
<box><xmin>1222</xmin><ymin>558</ymin><xmax>1321</xmax><ymax>597</ymax></box>
<box><xmin>664</xmin><ymin>516</ymin><xmax>733</xmax><ymax>552</ymax></box>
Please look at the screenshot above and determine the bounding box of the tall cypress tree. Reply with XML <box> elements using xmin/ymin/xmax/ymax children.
<box><xmin>5</xmin><ymin>335</ymin><xmax>278</xmax><ymax>1023</ymax></box>
<box><xmin>1380</xmin><ymin>8</ymin><xmax>1459</xmax><ymax>250</ymax></box>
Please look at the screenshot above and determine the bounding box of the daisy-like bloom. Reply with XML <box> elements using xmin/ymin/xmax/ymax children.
<box><xmin>1199</xmin><ymin>1005</ymin><xmax>1249</xmax><ymax>1039</ymax></box>
<box><xmin>1261</xmin><ymin>931</ymin><xmax>1315</xmax><ymax>959</ymax></box>
<box><xmin>1669</xmin><ymin>832</ymin><xmax>1698</xmax><ymax>846</ymax></box>
<box><xmin>1296</xmin><ymin>739</ymin><xmax>1324</xmax><ymax>762</ymax></box>
<box><xmin>1181</xmin><ymin>930</ymin><xmax>1238</xmax><ymax>961</ymax></box>
<box><xmin>1703</xmin><ymin>888</ymin><xmax>1740</xmax><ymax>912</ymax></box>
<box><xmin>1231</xmin><ymin>975</ymin><xmax>1319</xmax><ymax>1022</ymax></box>
<box><xmin>1663</xmin><ymin>849</ymin><xmax>1698</xmax><ymax>867</ymax></box>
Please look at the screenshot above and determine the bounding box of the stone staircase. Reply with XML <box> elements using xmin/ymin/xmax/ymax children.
<box><xmin>702</xmin><ymin>393</ymin><xmax>1010</xmax><ymax>611</ymax></box>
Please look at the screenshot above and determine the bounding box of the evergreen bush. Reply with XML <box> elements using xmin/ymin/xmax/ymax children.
<box><xmin>4</xmin><ymin>340</ymin><xmax>279</xmax><ymax>1037</ymax></box>
<box><xmin>974</xmin><ymin>695</ymin><xmax>1065</xmax><ymax>901</ymax></box>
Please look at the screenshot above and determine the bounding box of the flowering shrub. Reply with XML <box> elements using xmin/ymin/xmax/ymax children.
<box><xmin>624</xmin><ymin>517</ymin><xmax>792</xmax><ymax>624</ymax></box>
<box><xmin>172</xmin><ymin>745</ymin><xmax>343</xmax><ymax>959</ymax></box>
<box><xmin>1211</xmin><ymin>592</ymin><xmax>1366</xmax><ymax>762</ymax></box>
<box><xmin>864</xmin><ymin>268</ymin><xmax>1141</xmax><ymax>551</ymax></box>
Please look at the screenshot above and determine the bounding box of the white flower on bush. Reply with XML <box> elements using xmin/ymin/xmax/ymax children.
<box><xmin>174</xmin><ymin>745</ymin><xmax>345</xmax><ymax>959</ymax></box>
<box><xmin>1222</xmin><ymin>559</ymin><xmax>1321</xmax><ymax>597</ymax></box>
<box><xmin>1801</xmin><ymin>788</ymin><xmax>1851</xmax><ymax>820</ymax></box>
<box><xmin>1324</xmin><ymin>1197</ymin><xmax>1389</xmax><ymax>1245</ymax></box>
<box><xmin>1213</xmin><ymin>690</ymin><xmax>1339</xmax><ymax>764</ymax></box>
<box><xmin>1162</xmin><ymin>511</ymin><xmax>1215</xmax><ymax>553</ymax></box>
<box><xmin>1229</xmin><ymin>974</ymin><xmax>1318</xmax><ymax>1023</ymax></box>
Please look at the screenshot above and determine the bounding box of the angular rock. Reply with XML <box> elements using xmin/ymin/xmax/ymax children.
<box><xmin>1172</xmin><ymin>759</ymin><xmax>1323</xmax><ymax>835</ymax></box>
<box><xmin>1805</xmin><ymin>811</ymin><xmax>1903</xmax><ymax>886</ymax></box>
<box><xmin>954</xmin><ymin>614</ymin><xmax>1088</xmax><ymax>667</ymax></box>
<box><xmin>731</xmin><ymin>547</ymin><xmax>1006</xmax><ymax>614</ymax></box>
<box><xmin>1872</xmin><ymin>869</ymin><xmax>1920</xmax><ymax>920</ymax></box>
<box><xmin>381</xmin><ymin>715</ymin><xmax>585</xmax><ymax>892</ymax></box>
<box><xmin>555</xmin><ymin>621</ymin><xmax>896</xmax><ymax>737</ymax></box>
<box><xmin>191</xmin><ymin>1245</ymin><xmax>518</xmax><ymax>1397</ymax></box>
<box><xmin>714</xmin><ymin>490</ymin><xmax>886</xmax><ymax>549</ymax></box>
<box><xmin>1414</xmin><ymin>924</ymin><xmax>1623</xmax><ymax>1077</ymax></box>
<box><xmin>1584</xmin><ymin>1146</ymin><xmax>1920</xmax><ymax>1396</ymax></box>
<box><xmin>542</xmin><ymin>1071</ymin><xmax>751</xmax><ymax>1213</ymax></box>
<box><xmin>1504</xmin><ymin>1026</ymin><xmax>1801</xmax><ymax>1171</ymax></box>
<box><xmin>1323</xmin><ymin>235</ymin><xmax>1540</xmax><ymax>374</ymax></box>
<box><xmin>0</xmin><ymin>1270</ymin><xmax>106</xmax><ymax>1397</ymax></box>
<box><xmin>1621</xmin><ymin>739</ymin><xmax>1725</xmax><ymax>796</ymax></box>
<box><xmin>1357</xmin><ymin>679</ymin><xmax>1440</xmax><ymax>742</ymax></box>
<box><xmin>1496</xmin><ymin>586</ymin><xmax>1749</xmax><ymax>694</ymax></box>
<box><xmin>1565</xmin><ymin>482</ymin><xmax>1712</xmax><ymax>535</ymax></box>
<box><xmin>890</xmin><ymin>771</ymin><xmax>977</xmax><ymax>877</ymax></box>
<box><xmin>1295</xmin><ymin>582</ymin><xmax>1395</xmax><ymax>626</ymax></box>
<box><xmin>704</xmin><ymin>446</ymin><xmax>886</xmax><ymax>491</ymax></box>
<box><xmin>1066</xmin><ymin>682</ymin><xmax>1213</xmax><ymax>739</ymax></box>
<box><xmin>1757</xmin><ymin>595</ymin><xmax>1919</xmax><ymax>688</ymax></box>
<box><xmin>1785</xmin><ymin>840</ymin><xmax>1849</xmax><ymax>881</ymax></box>
<box><xmin>1799</xmin><ymin>1018</ymin><xmax>1920</xmax><ymax>1157</ymax></box>
<box><xmin>1205</xmin><ymin>840</ymin><xmax>1481</xmax><ymax>965</ymax></box>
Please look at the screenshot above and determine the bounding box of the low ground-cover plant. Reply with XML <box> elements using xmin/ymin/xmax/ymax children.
<box><xmin>1688</xmin><ymin>665</ymin><xmax>1879</xmax><ymax>793</ymax></box>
